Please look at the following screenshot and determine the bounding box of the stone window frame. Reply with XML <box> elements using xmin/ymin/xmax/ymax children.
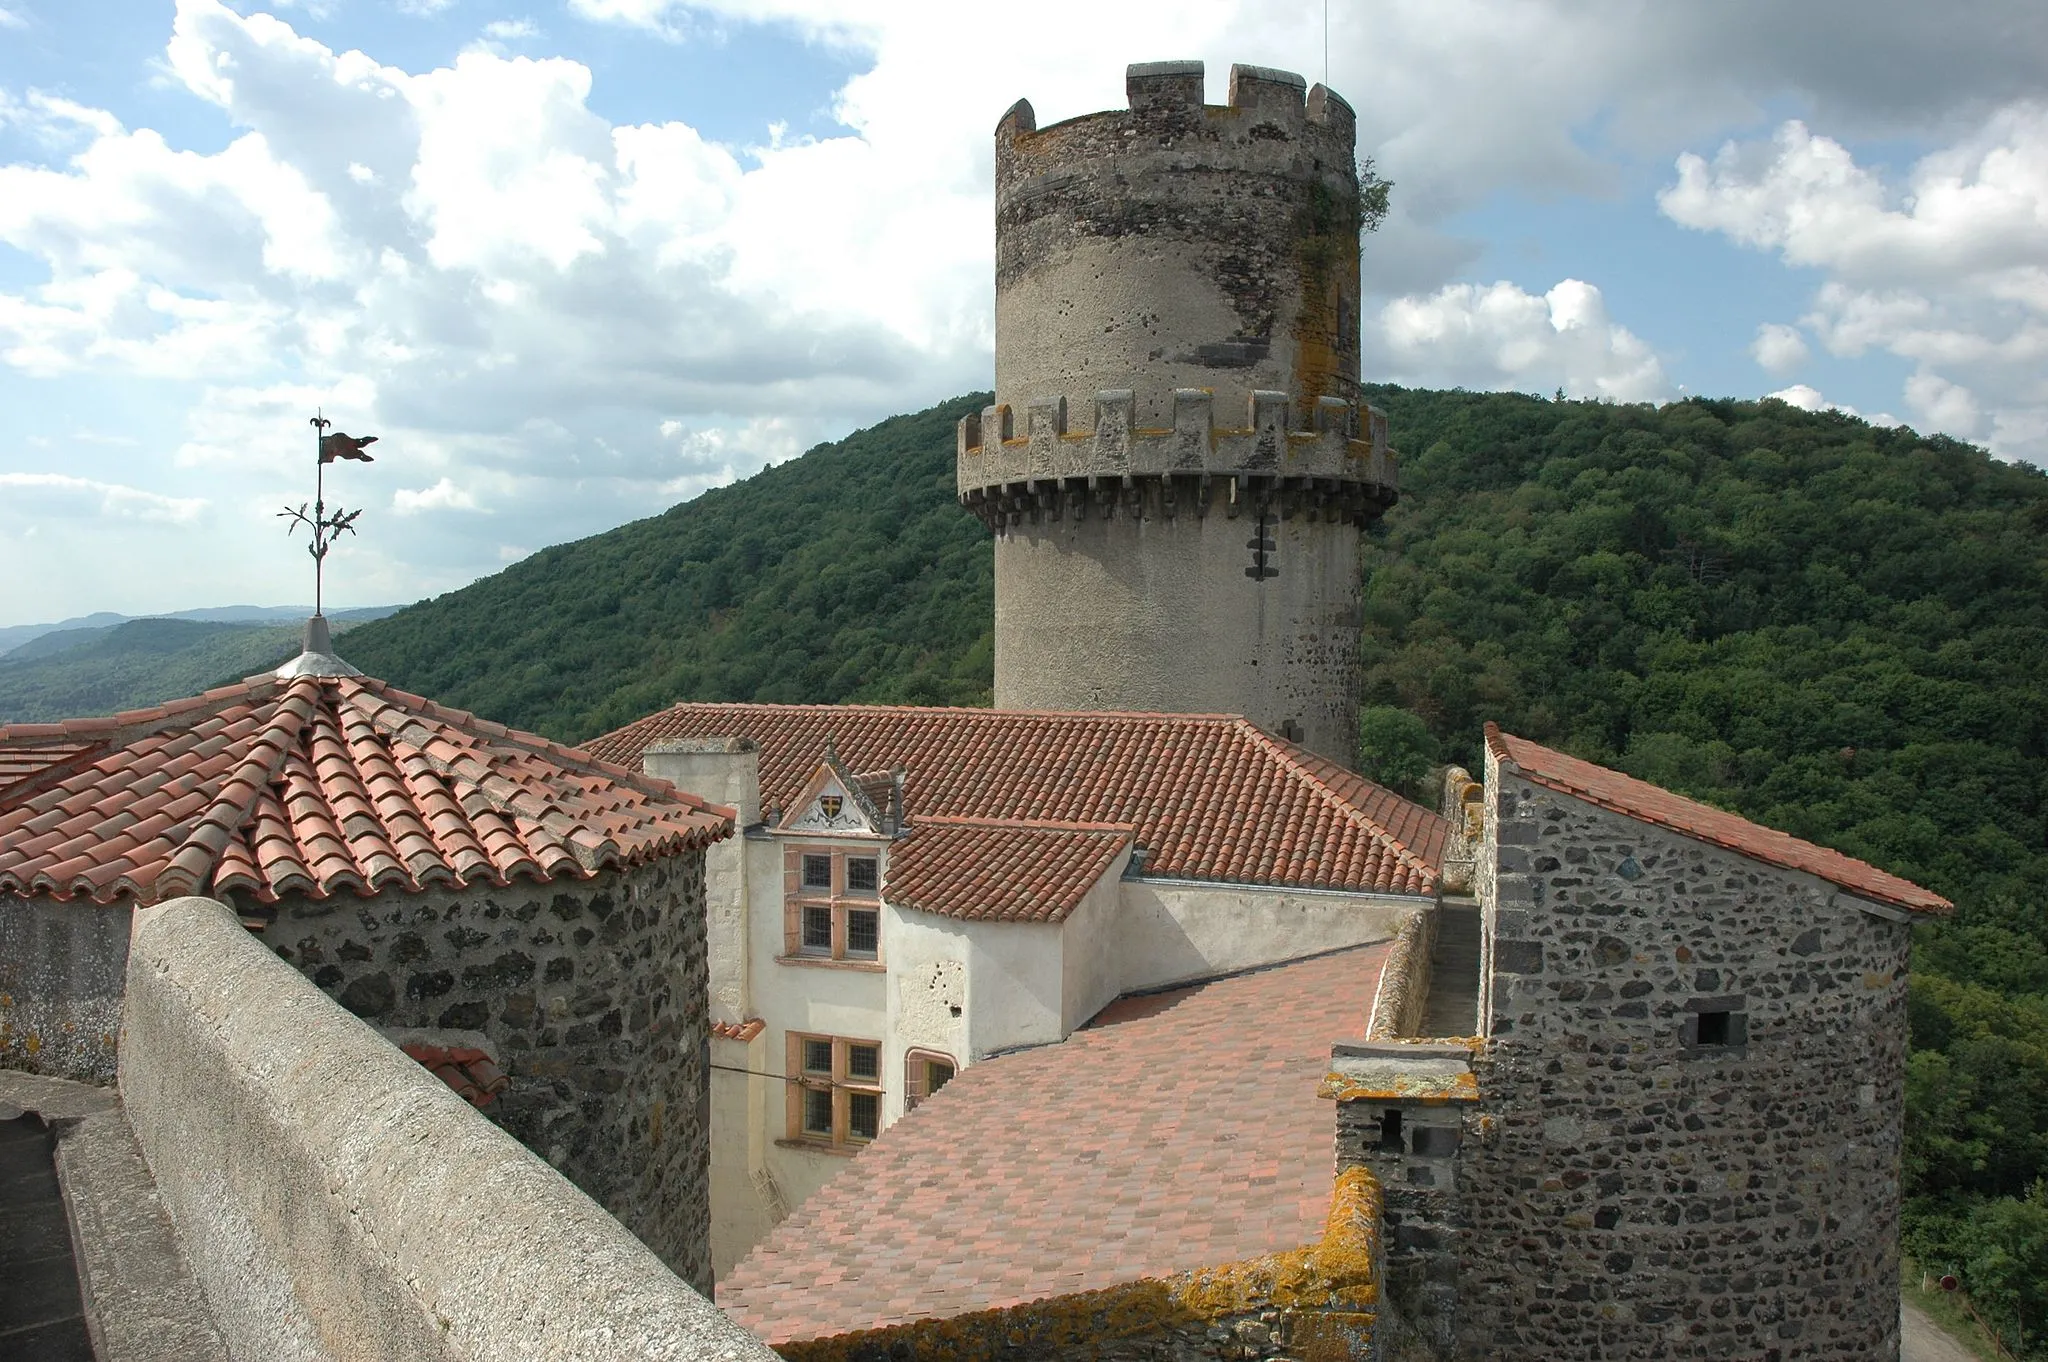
<box><xmin>781</xmin><ymin>843</ymin><xmax>885</xmax><ymax>969</ymax></box>
<box><xmin>904</xmin><ymin>1048</ymin><xmax>957</xmax><ymax>1111</ymax></box>
<box><xmin>1681</xmin><ymin>994</ymin><xmax>1749</xmax><ymax>1056</ymax></box>
<box><xmin>784</xmin><ymin>1031</ymin><xmax>885</xmax><ymax>1153</ymax></box>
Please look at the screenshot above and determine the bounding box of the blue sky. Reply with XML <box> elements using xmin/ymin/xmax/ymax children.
<box><xmin>1</xmin><ymin>0</ymin><xmax>2043</xmax><ymax>626</ymax></box>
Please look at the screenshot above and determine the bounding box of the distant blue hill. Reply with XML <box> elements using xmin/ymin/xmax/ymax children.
<box><xmin>0</xmin><ymin>610</ymin><xmax>399</xmax><ymax>724</ymax></box>
<box><xmin>0</xmin><ymin>604</ymin><xmax>399</xmax><ymax>660</ymax></box>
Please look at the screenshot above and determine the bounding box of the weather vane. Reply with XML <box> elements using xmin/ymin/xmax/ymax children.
<box><xmin>278</xmin><ymin>410</ymin><xmax>378</xmax><ymax>618</ymax></box>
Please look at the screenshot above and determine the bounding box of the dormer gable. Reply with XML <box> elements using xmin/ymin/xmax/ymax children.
<box><xmin>778</xmin><ymin>748</ymin><xmax>887</xmax><ymax>837</ymax></box>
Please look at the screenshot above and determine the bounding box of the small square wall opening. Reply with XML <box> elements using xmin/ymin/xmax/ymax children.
<box><xmin>1378</xmin><ymin>1108</ymin><xmax>1404</xmax><ymax>1153</ymax></box>
<box><xmin>1696</xmin><ymin>1010</ymin><xmax>1732</xmax><ymax>1046</ymax></box>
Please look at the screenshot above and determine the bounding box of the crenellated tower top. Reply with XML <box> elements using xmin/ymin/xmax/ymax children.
<box><xmin>992</xmin><ymin>61</ymin><xmax>1365</xmax><ymax>430</ymax></box>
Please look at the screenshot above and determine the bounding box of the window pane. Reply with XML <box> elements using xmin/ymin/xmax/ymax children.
<box><xmin>802</xmin><ymin>1038</ymin><xmax>834</xmax><ymax>1075</ymax></box>
<box><xmin>801</xmin><ymin>905</ymin><xmax>833</xmax><ymax>952</ymax></box>
<box><xmin>848</xmin><ymin>1091</ymin><xmax>879</xmax><ymax>1141</ymax></box>
<box><xmin>846</xmin><ymin>857</ymin><xmax>878</xmax><ymax>893</ymax></box>
<box><xmin>847</xmin><ymin>1043</ymin><xmax>880</xmax><ymax>1081</ymax></box>
<box><xmin>803</xmin><ymin>1087</ymin><xmax>834</xmax><ymax>1137</ymax></box>
<box><xmin>926</xmin><ymin>1060</ymin><xmax>954</xmax><ymax>1096</ymax></box>
<box><xmin>846</xmin><ymin>908</ymin><xmax>879</xmax><ymax>958</ymax></box>
<box><xmin>801</xmin><ymin>853</ymin><xmax>832</xmax><ymax>890</ymax></box>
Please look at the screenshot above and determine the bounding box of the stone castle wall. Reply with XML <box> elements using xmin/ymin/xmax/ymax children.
<box><xmin>1444</xmin><ymin>754</ymin><xmax>1912</xmax><ymax>1360</ymax></box>
<box><xmin>988</xmin><ymin>502</ymin><xmax>1364</xmax><ymax>760</ymax></box>
<box><xmin>0</xmin><ymin>895</ymin><xmax>128</xmax><ymax>1083</ymax></box>
<box><xmin>264</xmin><ymin>857</ymin><xmax>714</xmax><ymax>1292</ymax></box>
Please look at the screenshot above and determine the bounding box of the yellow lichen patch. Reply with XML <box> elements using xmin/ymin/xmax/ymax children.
<box><xmin>1173</xmin><ymin>1167</ymin><xmax>1382</xmax><ymax>1316</ymax></box>
<box><xmin>1317</xmin><ymin>1067</ymin><xmax>1481</xmax><ymax>1105</ymax></box>
<box><xmin>1289</xmin><ymin>1309</ymin><xmax>1379</xmax><ymax>1362</ymax></box>
<box><xmin>777</xmin><ymin>1167</ymin><xmax>1384</xmax><ymax>1362</ymax></box>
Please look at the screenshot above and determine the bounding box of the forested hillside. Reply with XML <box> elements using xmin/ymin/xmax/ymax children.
<box><xmin>340</xmin><ymin>397</ymin><xmax>994</xmax><ymax>739</ymax></box>
<box><xmin>340</xmin><ymin>386</ymin><xmax>2048</xmax><ymax>1339</ymax></box>
<box><xmin>0</xmin><ymin>611</ymin><xmax>388</xmax><ymax>724</ymax></box>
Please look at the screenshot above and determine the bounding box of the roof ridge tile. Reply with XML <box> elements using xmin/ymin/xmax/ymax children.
<box><xmin>1487</xmin><ymin>726</ymin><xmax>1950</xmax><ymax>915</ymax></box>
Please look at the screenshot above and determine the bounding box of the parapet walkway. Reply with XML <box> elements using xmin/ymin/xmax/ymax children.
<box><xmin>0</xmin><ymin>1107</ymin><xmax>93</xmax><ymax>1360</ymax></box>
<box><xmin>1420</xmin><ymin>898</ymin><xmax>1481</xmax><ymax>1037</ymax></box>
<box><xmin>0</xmin><ymin>1069</ymin><xmax>227</xmax><ymax>1362</ymax></box>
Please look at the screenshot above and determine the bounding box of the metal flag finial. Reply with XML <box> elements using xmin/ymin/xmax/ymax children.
<box><xmin>279</xmin><ymin>408</ymin><xmax>378</xmax><ymax>618</ymax></box>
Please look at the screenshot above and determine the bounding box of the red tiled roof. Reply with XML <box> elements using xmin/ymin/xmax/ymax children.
<box><xmin>0</xmin><ymin>742</ymin><xmax>92</xmax><ymax>787</ymax></box>
<box><xmin>590</xmin><ymin>705</ymin><xmax>1448</xmax><ymax>896</ymax></box>
<box><xmin>883</xmin><ymin>817</ymin><xmax>1132</xmax><ymax>923</ymax></box>
<box><xmin>717</xmin><ymin>943</ymin><xmax>1393</xmax><ymax>1345</ymax></box>
<box><xmin>711</xmin><ymin>1018</ymin><xmax>766</xmax><ymax>1042</ymax></box>
<box><xmin>0</xmin><ymin>675</ymin><xmax>733</xmax><ymax>907</ymax></box>
<box><xmin>401</xmin><ymin>1043</ymin><xmax>510</xmax><ymax>1108</ymax></box>
<box><xmin>1484</xmin><ymin>725</ymin><xmax>1951</xmax><ymax>916</ymax></box>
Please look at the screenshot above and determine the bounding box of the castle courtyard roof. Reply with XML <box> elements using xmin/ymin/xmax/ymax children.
<box><xmin>715</xmin><ymin>940</ymin><xmax>1395</xmax><ymax>1347</ymax></box>
<box><xmin>0</xmin><ymin>674</ymin><xmax>733</xmax><ymax>907</ymax></box>
<box><xmin>589</xmin><ymin>705</ymin><xmax>1449</xmax><ymax>897</ymax></box>
<box><xmin>1484</xmin><ymin>724</ymin><xmax>1951</xmax><ymax>915</ymax></box>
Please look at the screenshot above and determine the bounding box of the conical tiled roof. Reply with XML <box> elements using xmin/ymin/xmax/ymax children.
<box><xmin>0</xmin><ymin>674</ymin><xmax>732</xmax><ymax>907</ymax></box>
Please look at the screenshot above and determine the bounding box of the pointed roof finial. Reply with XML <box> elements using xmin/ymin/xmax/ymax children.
<box><xmin>276</xmin><ymin>409</ymin><xmax>379</xmax><ymax>679</ymax></box>
<box><xmin>823</xmin><ymin>733</ymin><xmax>839</xmax><ymax>765</ymax></box>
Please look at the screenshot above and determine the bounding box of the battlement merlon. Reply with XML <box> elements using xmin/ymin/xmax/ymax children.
<box><xmin>995</xmin><ymin>60</ymin><xmax>1355</xmax><ymax>158</ymax></box>
<box><xmin>954</xmin><ymin>389</ymin><xmax>1397</xmax><ymax>525</ymax></box>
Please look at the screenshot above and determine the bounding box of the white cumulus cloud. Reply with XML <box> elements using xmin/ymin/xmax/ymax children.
<box><xmin>1765</xmin><ymin>384</ymin><xmax>1899</xmax><ymax>426</ymax></box>
<box><xmin>1750</xmin><ymin>323</ymin><xmax>1810</xmax><ymax>375</ymax></box>
<box><xmin>393</xmin><ymin>477</ymin><xmax>481</xmax><ymax>514</ymax></box>
<box><xmin>0</xmin><ymin>473</ymin><xmax>208</xmax><ymax>525</ymax></box>
<box><xmin>1662</xmin><ymin>103</ymin><xmax>2048</xmax><ymax>460</ymax></box>
<box><xmin>1373</xmin><ymin>279</ymin><xmax>1671</xmax><ymax>402</ymax></box>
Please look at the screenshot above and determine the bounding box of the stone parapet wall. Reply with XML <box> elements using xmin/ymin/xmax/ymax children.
<box><xmin>1366</xmin><ymin>909</ymin><xmax>1435</xmax><ymax>1040</ymax></box>
<box><xmin>262</xmin><ymin>857</ymin><xmax>714</xmax><ymax>1290</ymax></box>
<box><xmin>1458</xmin><ymin>747</ymin><xmax>1912</xmax><ymax>1360</ymax></box>
<box><xmin>0</xmin><ymin>895</ymin><xmax>128</xmax><ymax>1083</ymax></box>
<box><xmin>118</xmin><ymin>896</ymin><xmax>774</xmax><ymax>1362</ymax></box>
<box><xmin>956</xmin><ymin>390</ymin><xmax>1395</xmax><ymax>533</ymax></box>
<box><xmin>1324</xmin><ymin>1045</ymin><xmax>1479</xmax><ymax>1362</ymax></box>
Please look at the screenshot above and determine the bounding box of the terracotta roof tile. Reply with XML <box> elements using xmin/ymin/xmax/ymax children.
<box><xmin>590</xmin><ymin>705</ymin><xmax>1447</xmax><ymax>896</ymax></box>
<box><xmin>711</xmin><ymin>1018</ymin><xmax>766</xmax><ymax>1042</ymax></box>
<box><xmin>884</xmin><ymin>817</ymin><xmax>1132</xmax><ymax>923</ymax></box>
<box><xmin>1484</xmin><ymin>724</ymin><xmax>1951</xmax><ymax>915</ymax></box>
<box><xmin>0</xmin><ymin>675</ymin><xmax>733</xmax><ymax>906</ymax></box>
<box><xmin>400</xmin><ymin>1044</ymin><xmax>510</xmax><ymax>1108</ymax></box>
<box><xmin>717</xmin><ymin>943</ymin><xmax>1395</xmax><ymax>1345</ymax></box>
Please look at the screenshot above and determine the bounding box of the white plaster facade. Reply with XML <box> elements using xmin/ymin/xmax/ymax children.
<box><xmin>646</xmin><ymin>740</ymin><xmax>1428</xmax><ymax>1280</ymax></box>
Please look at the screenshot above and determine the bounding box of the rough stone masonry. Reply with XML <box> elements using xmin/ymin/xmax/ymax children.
<box><xmin>264</xmin><ymin>856</ymin><xmax>714</xmax><ymax>1292</ymax></box>
<box><xmin>1343</xmin><ymin>738</ymin><xmax>1915</xmax><ymax>1361</ymax></box>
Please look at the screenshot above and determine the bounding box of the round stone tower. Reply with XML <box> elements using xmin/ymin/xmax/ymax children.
<box><xmin>958</xmin><ymin>60</ymin><xmax>1397</xmax><ymax>765</ymax></box>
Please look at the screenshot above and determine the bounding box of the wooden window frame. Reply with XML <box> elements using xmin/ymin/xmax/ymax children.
<box><xmin>904</xmin><ymin>1048</ymin><xmax>957</xmax><ymax>1111</ymax></box>
<box><xmin>785</xmin><ymin>1031</ymin><xmax>885</xmax><ymax>1151</ymax></box>
<box><xmin>783</xmin><ymin>844</ymin><xmax>885</xmax><ymax>966</ymax></box>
